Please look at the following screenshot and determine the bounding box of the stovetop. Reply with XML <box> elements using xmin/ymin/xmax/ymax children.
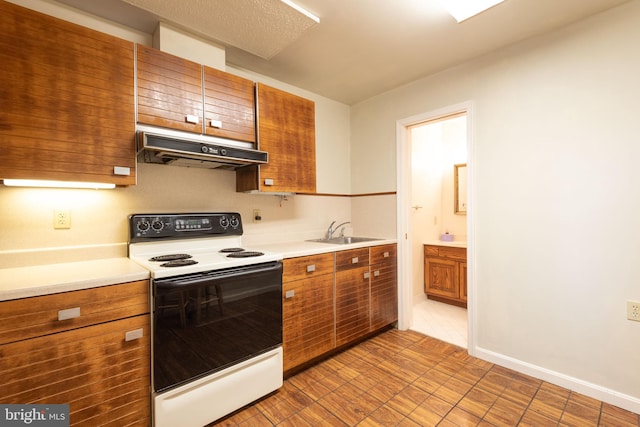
<box><xmin>128</xmin><ymin>213</ymin><xmax>282</xmax><ymax>279</ymax></box>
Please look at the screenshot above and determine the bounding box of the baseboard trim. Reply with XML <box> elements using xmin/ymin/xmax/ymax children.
<box><xmin>474</xmin><ymin>346</ymin><xmax>640</xmax><ymax>415</ymax></box>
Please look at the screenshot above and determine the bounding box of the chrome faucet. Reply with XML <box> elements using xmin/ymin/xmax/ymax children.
<box><xmin>325</xmin><ymin>220</ymin><xmax>351</xmax><ymax>240</ymax></box>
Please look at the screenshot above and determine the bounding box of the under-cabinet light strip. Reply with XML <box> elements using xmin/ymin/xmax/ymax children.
<box><xmin>3</xmin><ymin>179</ymin><xmax>116</xmax><ymax>189</ymax></box>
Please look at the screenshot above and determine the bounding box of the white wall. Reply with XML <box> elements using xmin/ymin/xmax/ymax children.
<box><xmin>351</xmin><ymin>1</ymin><xmax>640</xmax><ymax>413</ymax></box>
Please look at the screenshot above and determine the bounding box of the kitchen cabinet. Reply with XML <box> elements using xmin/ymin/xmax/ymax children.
<box><xmin>370</xmin><ymin>244</ymin><xmax>398</xmax><ymax>331</ymax></box>
<box><xmin>236</xmin><ymin>84</ymin><xmax>316</xmax><ymax>194</ymax></box>
<box><xmin>282</xmin><ymin>253</ymin><xmax>335</xmax><ymax>372</ymax></box>
<box><xmin>424</xmin><ymin>244</ymin><xmax>467</xmax><ymax>307</ymax></box>
<box><xmin>0</xmin><ymin>280</ymin><xmax>151</xmax><ymax>426</ymax></box>
<box><xmin>136</xmin><ymin>45</ymin><xmax>256</xmax><ymax>143</ymax></box>
<box><xmin>0</xmin><ymin>1</ymin><xmax>136</xmax><ymax>186</ymax></box>
<box><xmin>335</xmin><ymin>247</ymin><xmax>370</xmax><ymax>347</ymax></box>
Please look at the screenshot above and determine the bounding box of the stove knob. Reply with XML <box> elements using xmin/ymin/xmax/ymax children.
<box><xmin>137</xmin><ymin>220</ymin><xmax>150</xmax><ymax>232</ymax></box>
<box><xmin>151</xmin><ymin>219</ymin><xmax>164</xmax><ymax>232</ymax></box>
<box><xmin>219</xmin><ymin>216</ymin><xmax>229</xmax><ymax>228</ymax></box>
<box><xmin>230</xmin><ymin>216</ymin><xmax>240</xmax><ymax>228</ymax></box>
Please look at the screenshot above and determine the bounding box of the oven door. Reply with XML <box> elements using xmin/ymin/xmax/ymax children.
<box><xmin>152</xmin><ymin>261</ymin><xmax>283</xmax><ymax>393</ymax></box>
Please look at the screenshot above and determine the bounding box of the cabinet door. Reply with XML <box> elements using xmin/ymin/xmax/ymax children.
<box><xmin>424</xmin><ymin>257</ymin><xmax>459</xmax><ymax>299</ymax></box>
<box><xmin>203</xmin><ymin>66</ymin><xmax>256</xmax><ymax>143</ymax></box>
<box><xmin>0</xmin><ymin>2</ymin><xmax>136</xmax><ymax>185</ymax></box>
<box><xmin>336</xmin><ymin>266</ymin><xmax>370</xmax><ymax>347</ymax></box>
<box><xmin>0</xmin><ymin>314</ymin><xmax>151</xmax><ymax>426</ymax></box>
<box><xmin>136</xmin><ymin>45</ymin><xmax>203</xmax><ymax>133</ymax></box>
<box><xmin>282</xmin><ymin>274</ymin><xmax>335</xmax><ymax>372</ymax></box>
<box><xmin>370</xmin><ymin>259</ymin><xmax>398</xmax><ymax>331</ymax></box>
<box><xmin>459</xmin><ymin>262</ymin><xmax>468</xmax><ymax>302</ymax></box>
<box><xmin>237</xmin><ymin>84</ymin><xmax>316</xmax><ymax>193</ymax></box>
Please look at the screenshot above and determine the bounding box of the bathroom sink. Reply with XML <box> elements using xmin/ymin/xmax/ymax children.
<box><xmin>306</xmin><ymin>236</ymin><xmax>382</xmax><ymax>245</ymax></box>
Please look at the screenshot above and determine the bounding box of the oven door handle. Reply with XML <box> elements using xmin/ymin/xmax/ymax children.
<box><xmin>154</xmin><ymin>261</ymin><xmax>282</xmax><ymax>288</ymax></box>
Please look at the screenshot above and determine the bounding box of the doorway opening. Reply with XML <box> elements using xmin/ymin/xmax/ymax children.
<box><xmin>396</xmin><ymin>102</ymin><xmax>474</xmax><ymax>353</ymax></box>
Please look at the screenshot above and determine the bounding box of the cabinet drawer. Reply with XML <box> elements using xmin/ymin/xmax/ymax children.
<box><xmin>0</xmin><ymin>280</ymin><xmax>150</xmax><ymax>345</ymax></box>
<box><xmin>370</xmin><ymin>244</ymin><xmax>397</xmax><ymax>265</ymax></box>
<box><xmin>336</xmin><ymin>248</ymin><xmax>369</xmax><ymax>271</ymax></box>
<box><xmin>424</xmin><ymin>245</ymin><xmax>466</xmax><ymax>261</ymax></box>
<box><xmin>283</xmin><ymin>253</ymin><xmax>334</xmax><ymax>282</ymax></box>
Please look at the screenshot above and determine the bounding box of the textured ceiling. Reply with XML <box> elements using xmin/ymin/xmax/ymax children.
<box><xmin>120</xmin><ymin>0</ymin><xmax>317</xmax><ymax>59</ymax></box>
<box><xmin>53</xmin><ymin>0</ymin><xmax>631</xmax><ymax>105</ymax></box>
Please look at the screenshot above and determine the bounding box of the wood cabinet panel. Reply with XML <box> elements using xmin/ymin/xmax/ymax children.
<box><xmin>0</xmin><ymin>280</ymin><xmax>149</xmax><ymax>345</ymax></box>
<box><xmin>335</xmin><ymin>248</ymin><xmax>369</xmax><ymax>272</ymax></box>
<box><xmin>0</xmin><ymin>314</ymin><xmax>150</xmax><ymax>426</ymax></box>
<box><xmin>424</xmin><ymin>244</ymin><xmax>467</xmax><ymax>306</ymax></box>
<box><xmin>282</xmin><ymin>273</ymin><xmax>335</xmax><ymax>372</ymax></box>
<box><xmin>370</xmin><ymin>244</ymin><xmax>398</xmax><ymax>331</ymax></box>
<box><xmin>336</xmin><ymin>266</ymin><xmax>370</xmax><ymax>347</ymax></box>
<box><xmin>283</xmin><ymin>253</ymin><xmax>334</xmax><ymax>282</ymax></box>
<box><xmin>236</xmin><ymin>83</ymin><xmax>316</xmax><ymax>193</ymax></box>
<box><xmin>203</xmin><ymin>66</ymin><xmax>256</xmax><ymax>143</ymax></box>
<box><xmin>136</xmin><ymin>45</ymin><xmax>203</xmax><ymax>133</ymax></box>
<box><xmin>0</xmin><ymin>1</ymin><xmax>136</xmax><ymax>186</ymax></box>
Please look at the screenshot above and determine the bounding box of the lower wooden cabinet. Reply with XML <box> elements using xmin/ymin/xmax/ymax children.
<box><xmin>282</xmin><ymin>253</ymin><xmax>335</xmax><ymax>372</ymax></box>
<box><xmin>370</xmin><ymin>244</ymin><xmax>398</xmax><ymax>330</ymax></box>
<box><xmin>0</xmin><ymin>281</ymin><xmax>151</xmax><ymax>426</ymax></box>
<box><xmin>424</xmin><ymin>244</ymin><xmax>467</xmax><ymax>307</ymax></box>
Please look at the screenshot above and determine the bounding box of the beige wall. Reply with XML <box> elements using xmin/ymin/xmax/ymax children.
<box><xmin>350</xmin><ymin>1</ymin><xmax>640</xmax><ymax>413</ymax></box>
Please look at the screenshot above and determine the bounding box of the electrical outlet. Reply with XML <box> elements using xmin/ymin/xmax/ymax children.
<box><xmin>54</xmin><ymin>209</ymin><xmax>71</xmax><ymax>229</ymax></box>
<box><xmin>628</xmin><ymin>301</ymin><xmax>640</xmax><ymax>322</ymax></box>
<box><xmin>253</xmin><ymin>209</ymin><xmax>262</xmax><ymax>223</ymax></box>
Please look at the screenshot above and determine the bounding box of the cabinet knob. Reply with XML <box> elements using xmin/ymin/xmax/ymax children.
<box><xmin>113</xmin><ymin>166</ymin><xmax>130</xmax><ymax>176</ymax></box>
<box><xmin>364</xmin><ymin>272</ymin><xmax>370</xmax><ymax>279</ymax></box>
<box><xmin>185</xmin><ymin>114</ymin><xmax>200</xmax><ymax>124</ymax></box>
<box><xmin>58</xmin><ymin>307</ymin><xmax>80</xmax><ymax>321</ymax></box>
<box><xmin>373</xmin><ymin>270</ymin><xmax>380</xmax><ymax>277</ymax></box>
<box><xmin>306</xmin><ymin>264</ymin><xmax>316</xmax><ymax>273</ymax></box>
<box><xmin>351</xmin><ymin>257</ymin><xmax>359</xmax><ymax>264</ymax></box>
<box><xmin>285</xmin><ymin>290</ymin><xmax>295</xmax><ymax>299</ymax></box>
<box><xmin>383</xmin><ymin>251</ymin><xmax>389</xmax><ymax>258</ymax></box>
<box><xmin>125</xmin><ymin>328</ymin><xmax>144</xmax><ymax>342</ymax></box>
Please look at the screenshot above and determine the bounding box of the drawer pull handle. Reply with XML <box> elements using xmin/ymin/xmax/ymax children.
<box><xmin>285</xmin><ymin>290</ymin><xmax>295</xmax><ymax>299</ymax></box>
<box><xmin>306</xmin><ymin>264</ymin><xmax>316</xmax><ymax>273</ymax></box>
<box><xmin>351</xmin><ymin>257</ymin><xmax>359</xmax><ymax>264</ymax></box>
<box><xmin>364</xmin><ymin>272</ymin><xmax>370</xmax><ymax>279</ymax></box>
<box><xmin>125</xmin><ymin>328</ymin><xmax>144</xmax><ymax>342</ymax></box>
<box><xmin>383</xmin><ymin>252</ymin><xmax>390</xmax><ymax>258</ymax></box>
<box><xmin>58</xmin><ymin>307</ymin><xmax>80</xmax><ymax>321</ymax></box>
<box><xmin>374</xmin><ymin>270</ymin><xmax>380</xmax><ymax>277</ymax></box>
<box><xmin>209</xmin><ymin>119</ymin><xmax>222</xmax><ymax>128</ymax></box>
<box><xmin>185</xmin><ymin>114</ymin><xmax>199</xmax><ymax>124</ymax></box>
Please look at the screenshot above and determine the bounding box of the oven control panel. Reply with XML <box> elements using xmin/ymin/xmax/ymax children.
<box><xmin>129</xmin><ymin>213</ymin><xmax>243</xmax><ymax>242</ymax></box>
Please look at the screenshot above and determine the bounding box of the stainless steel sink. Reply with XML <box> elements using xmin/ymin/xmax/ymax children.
<box><xmin>306</xmin><ymin>236</ymin><xmax>382</xmax><ymax>244</ymax></box>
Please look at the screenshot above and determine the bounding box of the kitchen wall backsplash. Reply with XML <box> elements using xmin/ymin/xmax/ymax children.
<box><xmin>0</xmin><ymin>163</ymin><xmax>358</xmax><ymax>268</ymax></box>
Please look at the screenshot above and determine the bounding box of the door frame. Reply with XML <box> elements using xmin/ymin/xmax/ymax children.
<box><xmin>395</xmin><ymin>101</ymin><xmax>476</xmax><ymax>355</ymax></box>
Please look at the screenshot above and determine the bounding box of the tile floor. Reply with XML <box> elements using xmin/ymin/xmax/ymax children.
<box><xmin>212</xmin><ymin>329</ymin><xmax>640</xmax><ymax>426</ymax></box>
<box><xmin>411</xmin><ymin>299</ymin><xmax>468</xmax><ymax>348</ymax></box>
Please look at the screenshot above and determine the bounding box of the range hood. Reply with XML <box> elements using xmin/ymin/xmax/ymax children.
<box><xmin>136</xmin><ymin>126</ymin><xmax>268</xmax><ymax>170</ymax></box>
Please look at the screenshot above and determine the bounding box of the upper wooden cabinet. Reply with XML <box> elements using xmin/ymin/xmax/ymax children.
<box><xmin>236</xmin><ymin>84</ymin><xmax>316</xmax><ymax>194</ymax></box>
<box><xmin>0</xmin><ymin>1</ymin><xmax>136</xmax><ymax>185</ymax></box>
<box><xmin>136</xmin><ymin>45</ymin><xmax>256</xmax><ymax>143</ymax></box>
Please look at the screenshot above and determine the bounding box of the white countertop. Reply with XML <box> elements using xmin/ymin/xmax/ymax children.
<box><xmin>424</xmin><ymin>240</ymin><xmax>467</xmax><ymax>248</ymax></box>
<box><xmin>0</xmin><ymin>257</ymin><xmax>149</xmax><ymax>301</ymax></box>
<box><xmin>0</xmin><ymin>238</ymin><xmax>397</xmax><ymax>301</ymax></box>
<box><xmin>259</xmin><ymin>238</ymin><xmax>397</xmax><ymax>259</ymax></box>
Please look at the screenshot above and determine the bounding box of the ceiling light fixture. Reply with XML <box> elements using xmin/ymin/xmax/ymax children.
<box><xmin>438</xmin><ymin>0</ymin><xmax>504</xmax><ymax>23</ymax></box>
<box><xmin>3</xmin><ymin>179</ymin><xmax>116</xmax><ymax>189</ymax></box>
<box><xmin>279</xmin><ymin>0</ymin><xmax>320</xmax><ymax>23</ymax></box>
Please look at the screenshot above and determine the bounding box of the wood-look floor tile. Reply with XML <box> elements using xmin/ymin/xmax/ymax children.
<box><xmin>456</xmin><ymin>387</ymin><xmax>499</xmax><ymax>419</ymax></box>
<box><xmin>211</xmin><ymin>329</ymin><xmax>640</xmax><ymax>427</ymax></box>
<box><xmin>482</xmin><ymin>395</ymin><xmax>527</xmax><ymax>426</ymax></box>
